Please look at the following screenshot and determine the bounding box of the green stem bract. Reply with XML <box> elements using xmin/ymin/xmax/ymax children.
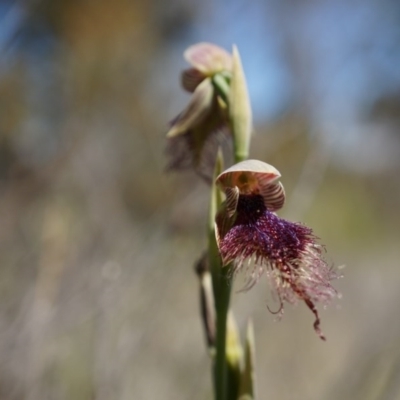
<box><xmin>234</xmin><ymin>151</ymin><xmax>247</xmax><ymax>164</ymax></box>
<box><xmin>230</xmin><ymin>45</ymin><xmax>252</xmax><ymax>164</ymax></box>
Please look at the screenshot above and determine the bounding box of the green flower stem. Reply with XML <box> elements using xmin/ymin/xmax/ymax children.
<box><xmin>210</xmin><ymin>140</ymin><xmax>247</xmax><ymax>400</ymax></box>
<box><xmin>208</xmin><ymin>231</ymin><xmax>232</xmax><ymax>400</ymax></box>
<box><xmin>208</xmin><ymin>152</ymin><xmax>232</xmax><ymax>400</ymax></box>
<box><xmin>209</xmin><ymin>45</ymin><xmax>251</xmax><ymax>399</ymax></box>
<box><xmin>209</xmin><ymin>182</ymin><xmax>243</xmax><ymax>400</ymax></box>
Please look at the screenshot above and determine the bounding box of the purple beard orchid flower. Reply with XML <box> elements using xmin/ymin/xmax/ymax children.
<box><xmin>166</xmin><ymin>43</ymin><xmax>233</xmax><ymax>183</ymax></box>
<box><xmin>215</xmin><ymin>160</ymin><xmax>340</xmax><ymax>340</ymax></box>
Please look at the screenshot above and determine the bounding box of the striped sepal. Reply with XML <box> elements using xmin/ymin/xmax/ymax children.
<box><xmin>181</xmin><ymin>68</ymin><xmax>206</xmax><ymax>93</ymax></box>
<box><xmin>225</xmin><ymin>186</ymin><xmax>239</xmax><ymax>218</ymax></box>
<box><xmin>260</xmin><ymin>181</ymin><xmax>285</xmax><ymax>211</ymax></box>
<box><xmin>215</xmin><ymin>187</ymin><xmax>239</xmax><ymax>248</ymax></box>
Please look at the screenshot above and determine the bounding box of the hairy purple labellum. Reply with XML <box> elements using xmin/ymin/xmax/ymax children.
<box><xmin>218</xmin><ymin>194</ymin><xmax>339</xmax><ymax>340</ymax></box>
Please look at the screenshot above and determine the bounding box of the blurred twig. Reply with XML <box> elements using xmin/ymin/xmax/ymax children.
<box><xmin>195</xmin><ymin>253</ymin><xmax>216</xmax><ymax>349</ymax></box>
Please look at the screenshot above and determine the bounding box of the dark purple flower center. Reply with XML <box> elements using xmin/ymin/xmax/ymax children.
<box><xmin>234</xmin><ymin>193</ymin><xmax>266</xmax><ymax>224</ymax></box>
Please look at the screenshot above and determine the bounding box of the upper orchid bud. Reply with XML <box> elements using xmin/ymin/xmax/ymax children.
<box><xmin>184</xmin><ymin>42</ymin><xmax>232</xmax><ymax>74</ymax></box>
<box><xmin>181</xmin><ymin>43</ymin><xmax>233</xmax><ymax>92</ymax></box>
<box><xmin>166</xmin><ymin>43</ymin><xmax>234</xmax><ymax>183</ymax></box>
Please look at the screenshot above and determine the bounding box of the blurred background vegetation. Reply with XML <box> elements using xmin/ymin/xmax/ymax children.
<box><xmin>0</xmin><ymin>0</ymin><xmax>400</xmax><ymax>399</ymax></box>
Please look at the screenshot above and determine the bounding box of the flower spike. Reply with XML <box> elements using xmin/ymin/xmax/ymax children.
<box><xmin>166</xmin><ymin>43</ymin><xmax>234</xmax><ymax>182</ymax></box>
<box><xmin>184</xmin><ymin>42</ymin><xmax>232</xmax><ymax>77</ymax></box>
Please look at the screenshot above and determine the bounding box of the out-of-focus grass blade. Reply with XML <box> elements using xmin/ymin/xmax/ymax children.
<box><xmin>238</xmin><ymin>319</ymin><xmax>256</xmax><ymax>400</ymax></box>
<box><xmin>225</xmin><ymin>311</ymin><xmax>243</xmax><ymax>400</ymax></box>
<box><xmin>194</xmin><ymin>254</ymin><xmax>216</xmax><ymax>352</ymax></box>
